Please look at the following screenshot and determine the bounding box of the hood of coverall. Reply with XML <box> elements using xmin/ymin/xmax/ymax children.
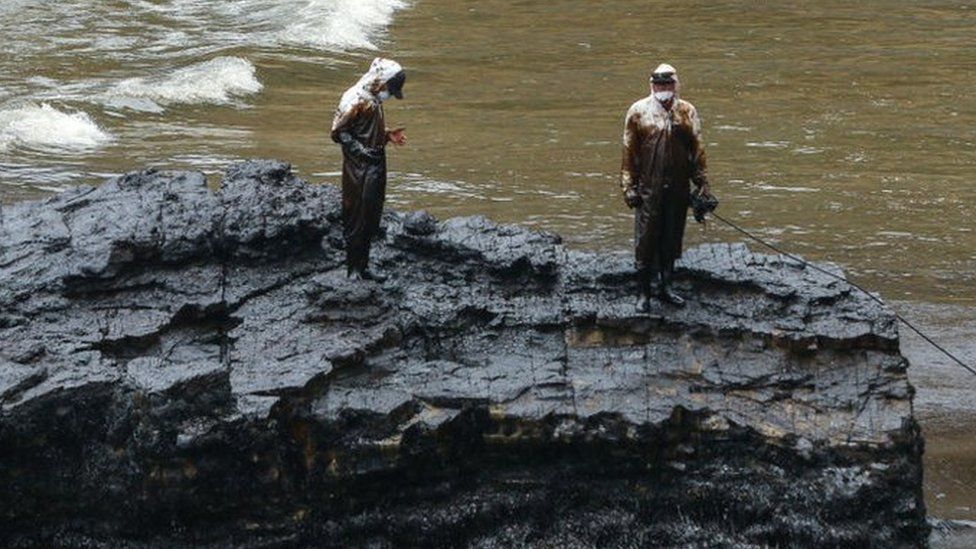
<box><xmin>337</xmin><ymin>57</ymin><xmax>404</xmax><ymax>114</ymax></box>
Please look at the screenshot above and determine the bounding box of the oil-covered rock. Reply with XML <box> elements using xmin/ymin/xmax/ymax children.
<box><xmin>0</xmin><ymin>160</ymin><xmax>927</xmax><ymax>547</ymax></box>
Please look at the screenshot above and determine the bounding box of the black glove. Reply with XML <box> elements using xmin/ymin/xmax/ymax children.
<box><xmin>691</xmin><ymin>188</ymin><xmax>718</xmax><ymax>223</ymax></box>
<box><xmin>337</xmin><ymin>132</ymin><xmax>381</xmax><ymax>162</ymax></box>
<box><xmin>624</xmin><ymin>189</ymin><xmax>642</xmax><ymax>209</ymax></box>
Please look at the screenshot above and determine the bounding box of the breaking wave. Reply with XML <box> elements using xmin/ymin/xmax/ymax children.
<box><xmin>110</xmin><ymin>57</ymin><xmax>262</xmax><ymax>107</ymax></box>
<box><xmin>0</xmin><ymin>103</ymin><xmax>110</xmax><ymax>153</ymax></box>
<box><xmin>274</xmin><ymin>0</ymin><xmax>409</xmax><ymax>51</ymax></box>
<box><xmin>117</xmin><ymin>0</ymin><xmax>409</xmax><ymax>54</ymax></box>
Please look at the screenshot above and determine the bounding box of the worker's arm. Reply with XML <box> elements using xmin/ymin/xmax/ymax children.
<box><xmin>331</xmin><ymin>102</ymin><xmax>380</xmax><ymax>161</ymax></box>
<box><xmin>335</xmin><ymin>131</ymin><xmax>380</xmax><ymax>161</ymax></box>
<box><xmin>688</xmin><ymin>106</ymin><xmax>710</xmax><ymax>195</ymax></box>
<box><xmin>620</xmin><ymin>106</ymin><xmax>642</xmax><ymax>208</ymax></box>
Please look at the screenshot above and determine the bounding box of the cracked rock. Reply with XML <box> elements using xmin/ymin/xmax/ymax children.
<box><xmin>0</xmin><ymin>159</ymin><xmax>927</xmax><ymax>547</ymax></box>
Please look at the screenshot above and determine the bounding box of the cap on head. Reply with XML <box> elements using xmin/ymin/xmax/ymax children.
<box><xmin>386</xmin><ymin>70</ymin><xmax>406</xmax><ymax>99</ymax></box>
<box><xmin>651</xmin><ymin>63</ymin><xmax>677</xmax><ymax>84</ymax></box>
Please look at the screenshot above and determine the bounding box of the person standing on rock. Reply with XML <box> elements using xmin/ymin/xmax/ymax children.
<box><xmin>620</xmin><ymin>63</ymin><xmax>712</xmax><ymax>310</ymax></box>
<box><xmin>331</xmin><ymin>57</ymin><xmax>407</xmax><ymax>282</ymax></box>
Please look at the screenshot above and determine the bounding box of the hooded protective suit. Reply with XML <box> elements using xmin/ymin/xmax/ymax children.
<box><xmin>331</xmin><ymin>58</ymin><xmax>404</xmax><ymax>275</ymax></box>
<box><xmin>620</xmin><ymin>73</ymin><xmax>709</xmax><ymax>275</ymax></box>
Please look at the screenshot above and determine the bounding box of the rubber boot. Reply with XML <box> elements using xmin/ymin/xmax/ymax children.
<box><xmin>636</xmin><ymin>270</ymin><xmax>652</xmax><ymax>313</ymax></box>
<box><xmin>658</xmin><ymin>267</ymin><xmax>685</xmax><ymax>308</ymax></box>
<box><xmin>359</xmin><ymin>267</ymin><xmax>388</xmax><ymax>283</ymax></box>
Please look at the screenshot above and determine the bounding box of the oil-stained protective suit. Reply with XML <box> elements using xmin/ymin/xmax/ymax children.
<box><xmin>620</xmin><ymin>83</ymin><xmax>709</xmax><ymax>286</ymax></box>
<box><xmin>331</xmin><ymin>58</ymin><xmax>404</xmax><ymax>277</ymax></box>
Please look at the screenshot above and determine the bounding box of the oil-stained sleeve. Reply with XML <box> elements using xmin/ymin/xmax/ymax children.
<box><xmin>620</xmin><ymin>105</ymin><xmax>641</xmax><ymax>197</ymax></box>
<box><xmin>330</xmin><ymin>101</ymin><xmax>362</xmax><ymax>143</ymax></box>
<box><xmin>688</xmin><ymin>106</ymin><xmax>709</xmax><ymax>189</ymax></box>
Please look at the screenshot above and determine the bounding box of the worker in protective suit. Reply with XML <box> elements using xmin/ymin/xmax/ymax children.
<box><xmin>331</xmin><ymin>58</ymin><xmax>407</xmax><ymax>281</ymax></box>
<box><xmin>620</xmin><ymin>63</ymin><xmax>711</xmax><ymax>310</ymax></box>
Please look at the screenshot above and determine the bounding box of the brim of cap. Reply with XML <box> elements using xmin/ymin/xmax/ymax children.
<box><xmin>393</xmin><ymin>89</ymin><xmax>403</xmax><ymax>99</ymax></box>
<box><xmin>651</xmin><ymin>75</ymin><xmax>675</xmax><ymax>83</ymax></box>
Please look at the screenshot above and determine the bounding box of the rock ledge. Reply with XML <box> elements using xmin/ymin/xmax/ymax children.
<box><xmin>0</xmin><ymin>160</ymin><xmax>927</xmax><ymax>547</ymax></box>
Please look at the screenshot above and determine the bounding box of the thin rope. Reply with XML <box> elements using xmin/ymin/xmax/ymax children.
<box><xmin>708</xmin><ymin>211</ymin><xmax>976</xmax><ymax>378</ymax></box>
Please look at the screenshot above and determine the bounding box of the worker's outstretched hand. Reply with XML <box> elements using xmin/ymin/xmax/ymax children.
<box><xmin>388</xmin><ymin>127</ymin><xmax>407</xmax><ymax>146</ymax></box>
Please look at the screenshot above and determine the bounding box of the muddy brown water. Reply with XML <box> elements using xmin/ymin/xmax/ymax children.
<box><xmin>0</xmin><ymin>0</ymin><xmax>974</xmax><ymax>539</ymax></box>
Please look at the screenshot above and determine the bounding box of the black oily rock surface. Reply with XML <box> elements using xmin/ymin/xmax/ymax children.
<box><xmin>0</xmin><ymin>160</ymin><xmax>927</xmax><ymax>548</ymax></box>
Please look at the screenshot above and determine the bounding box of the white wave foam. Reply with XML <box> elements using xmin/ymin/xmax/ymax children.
<box><xmin>276</xmin><ymin>0</ymin><xmax>408</xmax><ymax>50</ymax></box>
<box><xmin>118</xmin><ymin>0</ymin><xmax>408</xmax><ymax>53</ymax></box>
<box><xmin>111</xmin><ymin>57</ymin><xmax>262</xmax><ymax>107</ymax></box>
<box><xmin>0</xmin><ymin>103</ymin><xmax>111</xmax><ymax>153</ymax></box>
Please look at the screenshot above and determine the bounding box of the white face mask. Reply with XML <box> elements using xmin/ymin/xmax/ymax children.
<box><xmin>653</xmin><ymin>90</ymin><xmax>675</xmax><ymax>103</ymax></box>
<box><xmin>377</xmin><ymin>90</ymin><xmax>391</xmax><ymax>102</ymax></box>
